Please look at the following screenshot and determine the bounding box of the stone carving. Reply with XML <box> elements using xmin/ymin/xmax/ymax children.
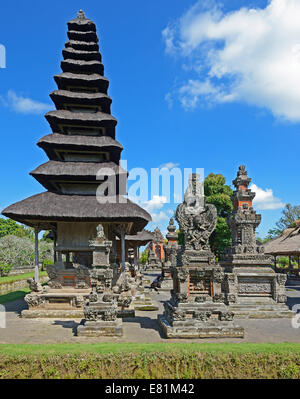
<box><xmin>238</xmin><ymin>283</ymin><xmax>272</xmax><ymax>294</ymax></box>
<box><xmin>277</xmin><ymin>274</ymin><xmax>287</xmax><ymax>286</ymax></box>
<box><xmin>27</xmin><ymin>278</ymin><xmax>43</xmax><ymax>293</ymax></box>
<box><xmin>212</xmin><ymin>269</ymin><xmax>224</xmax><ymax>284</ymax></box>
<box><xmin>173</xmin><ymin>311</ymin><xmax>186</xmax><ymax>321</ymax></box>
<box><xmin>219</xmin><ymin>311</ymin><xmax>234</xmax><ymax>321</ymax></box>
<box><xmin>177</xmin><ymin>268</ymin><xmax>189</xmax><ymax>283</ymax></box>
<box><xmin>194</xmin><ymin>311</ymin><xmax>211</xmax><ymax>321</ymax></box>
<box><xmin>277</xmin><ymin>294</ymin><xmax>287</xmax><ymax>303</ymax></box>
<box><xmin>24</xmin><ymin>294</ymin><xmax>45</xmax><ymax>307</ymax></box>
<box><xmin>175</xmin><ymin>293</ymin><xmax>188</xmax><ymax>303</ymax></box>
<box><xmin>213</xmin><ymin>293</ymin><xmax>225</xmax><ymax>303</ymax></box>
<box><xmin>176</xmin><ymin>174</ymin><xmax>217</xmax><ymax>252</ymax></box>
<box><xmin>195</xmin><ymin>296</ymin><xmax>206</xmax><ymax>303</ymax></box>
<box><xmin>226</xmin><ymin>294</ymin><xmax>237</xmax><ymax>303</ymax></box>
<box><xmin>75</xmin><ymin>295</ymin><xmax>84</xmax><ymax>308</ymax></box>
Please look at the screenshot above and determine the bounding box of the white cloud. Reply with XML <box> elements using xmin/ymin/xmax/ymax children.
<box><xmin>142</xmin><ymin>195</ymin><xmax>168</xmax><ymax>212</ymax></box>
<box><xmin>1</xmin><ymin>90</ymin><xmax>50</xmax><ymax>114</ymax></box>
<box><xmin>159</xmin><ymin>162</ymin><xmax>180</xmax><ymax>169</ymax></box>
<box><xmin>163</xmin><ymin>0</ymin><xmax>300</xmax><ymax>121</ymax></box>
<box><xmin>251</xmin><ymin>183</ymin><xmax>285</xmax><ymax>210</ymax></box>
<box><xmin>151</xmin><ymin>211</ymin><xmax>169</xmax><ymax>223</ymax></box>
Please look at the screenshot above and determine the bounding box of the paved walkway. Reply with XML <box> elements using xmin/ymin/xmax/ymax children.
<box><xmin>1</xmin><ymin>274</ymin><xmax>300</xmax><ymax>344</ymax></box>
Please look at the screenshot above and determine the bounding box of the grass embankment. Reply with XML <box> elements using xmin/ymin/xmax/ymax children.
<box><xmin>0</xmin><ymin>343</ymin><xmax>300</xmax><ymax>378</ymax></box>
<box><xmin>0</xmin><ymin>271</ymin><xmax>47</xmax><ymax>304</ymax></box>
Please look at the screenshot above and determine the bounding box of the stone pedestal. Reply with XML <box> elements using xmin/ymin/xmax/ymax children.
<box><xmin>77</xmin><ymin>300</ymin><xmax>123</xmax><ymax>337</ymax></box>
<box><xmin>77</xmin><ymin>224</ymin><xmax>123</xmax><ymax>337</ymax></box>
<box><xmin>159</xmin><ymin>261</ymin><xmax>244</xmax><ymax>338</ymax></box>
<box><xmin>221</xmin><ymin>258</ymin><xmax>293</xmax><ymax>318</ymax></box>
<box><xmin>146</xmin><ymin>249</ymin><xmax>162</xmax><ymax>271</ymax></box>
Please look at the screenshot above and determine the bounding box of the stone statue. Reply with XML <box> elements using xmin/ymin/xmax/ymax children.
<box><xmin>96</xmin><ymin>224</ymin><xmax>106</xmax><ymax>242</ymax></box>
<box><xmin>176</xmin><ymin>173</ymin><xmax>217</xmax><ymax>252</ymax></box>
<box><xmin>27</xmin><ymin>278</ymin><xmax>43</xmax><ymax>293</ymax></box>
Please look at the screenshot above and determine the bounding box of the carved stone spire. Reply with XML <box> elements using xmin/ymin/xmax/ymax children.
<box><xmin>227</xmin><ymin>165</ymin><xmax>262</xmax><ymax>256</ymax></box>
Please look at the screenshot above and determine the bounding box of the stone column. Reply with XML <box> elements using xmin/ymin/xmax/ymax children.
<box><xmin>34</xmin><ymin>227</ymin><xmax>39</xmax><ymax>284</ymax></box>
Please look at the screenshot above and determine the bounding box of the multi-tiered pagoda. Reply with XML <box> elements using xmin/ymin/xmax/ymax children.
<box><xmin>2</xmin><ymin>11</ymin><xmax>151</xmax><ymax>280</ymax></box>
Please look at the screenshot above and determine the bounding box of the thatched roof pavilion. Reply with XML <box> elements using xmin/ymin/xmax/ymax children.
<box><xmin>264</xmin><ymin>225</ymin><xmax>300</xmax><ymax>257</ymax></box>
<box><xmin>264</xmin><ymin>222</ymin><xmax>300</xmax><ymax>273</ymax></box>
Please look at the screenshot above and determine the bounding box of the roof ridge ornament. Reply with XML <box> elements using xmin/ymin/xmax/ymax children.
<box><xmin>77</xmin><ymin>10</ymin><xmax>86</xmax><ymax>20</ymax></box>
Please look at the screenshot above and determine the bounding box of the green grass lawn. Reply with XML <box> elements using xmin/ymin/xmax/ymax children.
<box><xmin>1</xmin><ymin>342</ymin><xmax>300</xmax><ymax>356</ymax></box>
<box><xmin>0</xmin><ymin>271</ymin><xmax>47</xmax><ymax>285</ymax></box>
<box><xmin>0</xmin><ymin>271</ymin><xmax>48</xmax><ymax>304</ymax></box>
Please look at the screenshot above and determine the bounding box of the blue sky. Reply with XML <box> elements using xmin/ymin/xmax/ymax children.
<box><xmin>0</xmin><ymin>0</ymin><xmax>299</xmax><ymax>238</ymax></box>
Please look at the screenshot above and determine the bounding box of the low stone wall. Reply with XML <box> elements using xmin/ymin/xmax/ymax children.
<box><xmin>0</xmin><ymin>276</ymin><xmax>49</xmax><ymax>295</ymax></box>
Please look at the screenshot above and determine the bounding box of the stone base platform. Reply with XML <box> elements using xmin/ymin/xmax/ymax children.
<box><xmin>77</xmin><ymin>319</ymin><xmax>123</xmax><ymax>337</ymax></box>
<box><xmin>21</xmin><ymin>307</ymin><xmax>135</xmax><ymax>319</ymax></box>
<box><xmin>158</xmin><ymin>315</ymin><xmax>244</xmax><ymax>339</ymax></box>
<box><xmin>229</xmin><ymin>303</ymin><xmax>293</xmax><ymax>319</ymax></box>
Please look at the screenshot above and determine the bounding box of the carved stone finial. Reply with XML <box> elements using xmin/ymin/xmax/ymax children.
<box><xmin>96</xmin><ymin>224</ymin><xmax>106</xmax><ymax>240</ymax></box>
<box><xmin>77</xmin><ymin>10</ymin><xmax>86</xmax><ymax>20</ymax></box>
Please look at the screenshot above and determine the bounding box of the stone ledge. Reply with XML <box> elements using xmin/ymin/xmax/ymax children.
<box><xmin>77</xmin><ymin>319</ymin><xmax>123</xmax><ymax>337</ymax></box>
<box><xmin>157</xmin><ymin>315</ymin><xmax>244</xmax><ymax>339</ymax></box>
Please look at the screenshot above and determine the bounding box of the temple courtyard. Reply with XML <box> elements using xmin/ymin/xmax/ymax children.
<box><xmin>1</xmin><ymin>272</ymin><xmax>300</xmax><ymax>345</ymax></box>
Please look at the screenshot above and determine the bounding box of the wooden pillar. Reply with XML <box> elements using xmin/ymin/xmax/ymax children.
<box><xmin>289</xmin><ymin>255</ymin><xmax>292</xmax><ymax>275</ymax></box>
<box><xmin>274</xmin><ymin>255</ymin><xmax>277</xmax><ymax>270</ymax></box>
<box><xmin>34</xmin><ymin>227</ymin><xmax>39</xmax><ymax>283</ymax></box>
<box><xmin>134</xmin><ymin>246</ymin><xmax>139</xmax><ymax>267</ymax></box>
<box><xmin>54</xmin><ymin>232</ymin><xmax>57</xmax><ymax>263</ymax></box>
<box><xmin>120</xmin><ymin>229</ymin><xmax>125</xmax><ymax>272</ymax></box>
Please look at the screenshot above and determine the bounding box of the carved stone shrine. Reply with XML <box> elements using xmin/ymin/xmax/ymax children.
<box><xmin>221</xmin><ymin>166</ymin><xmax>292</xmax><ymax>318</ymax></box>
<box><xmin>158</xmin><ymin>174</ymin><xmax>244</xmax><ymax>338</ymax></box>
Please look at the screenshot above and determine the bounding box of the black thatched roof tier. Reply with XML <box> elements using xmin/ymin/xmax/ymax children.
<box><xmin>30</xmin><ymin>160</ymin><xmax>126</xmax><ymax>178</ymax></box>
<box><xmin>61</xmin><ymin>59</ymin><xmax>104</xmax><ymax>75</ymax></box>
<box><xmin>54</xmin><ymin>72</ymin><xmax>109</xmax><ymax>92</ymax></box>
<box><xmin>50</xmin><ymin>90</ymin><xmax>111</xmax><ymax>111</ymax></box>
<box><xmin>66</xmin><ymin>41</ymin><xmax>99</xmax><ymax>52</ymax></box>
<box><xmin>125</xmin><ymin>230</ymin><xmax>154</xmax><ymax>246</ymax></box>
<box><xmin>2</xmin><ymin>192</ymin><xmax>151</xmax><ymax>234</ymax></box>
<box><xmin>37</xmin><ymin>134</ymin><xmax>122</xmax><ymax>162</ymax></box>
<box><xmin>63</xmin><ymin>48</ymin><xmax>101</xmax><ymax>62</ymax></box>
<box><xmin>45</xmin><ymin>110</ymin><xmax>117</xmax><ymax>132</ymax></box>
<box><xmin>30</xmin><ymin>161</ymin><xmax>127</xmax><ymax>191</ymax></box>
<box><xmin>38</xmin><ymin>134</ymin><xmax>122</xmax><ymax>149</ymax></box>
<box><xmin>68</xmin><ymin>30</ymin><xmax>98</xmax><ymax>43</ymax></box>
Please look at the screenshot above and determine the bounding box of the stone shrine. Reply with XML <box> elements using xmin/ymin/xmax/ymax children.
<box><xmin>160</xmin><ymin>218</ymin><xmax>178</xmax><ymax>290</ymax></box>
<box><xmin>221</xmin><ymin>166</ymin><xmax>292</xmax><ymax>318</ymax></box>
<box><xmin>146</xmin><ymin>228</ymin><xmax>164</xmax><ymax>271</ymax></box>
<box><xmin>158</xmin><ymin>174</ymin><xmax>244</xmax><ymax>338</ymax></box>
<box><xmin>77</xmin><ymin>225</ymin><xmax>123</xmax><ymax>336</ymax></box>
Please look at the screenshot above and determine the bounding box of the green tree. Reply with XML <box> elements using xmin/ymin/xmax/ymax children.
<box><xmin>204</xmin><ymin>173</ymin><xmax>233</xmax><ymax>256</ymax></box>
<box><xmin>275</xmin><ymin>204</ymin><xmax>300</xmax><ymax>233</ymax></box>
<box><xmin>139</xmin><ymin>249</ymin><xmax>149</xmax><ymax>265</ymax></box>
<box><xmin>0</xmin><ymin>218</ymin><xmax>34</xmax><ymax>240</ymax></box>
